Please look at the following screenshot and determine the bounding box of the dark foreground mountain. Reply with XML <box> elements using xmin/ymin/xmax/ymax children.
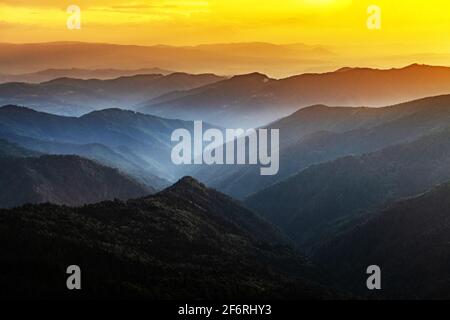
<box><xmin>0</xmin><ymin>177</ymin><xmax>336</xmax><ymax>299</ymax></box>
<box><xmin>245</xmin><ymin>129</ymin><xmax>450</xmax><ymax>250</ymax></box>
<box><xmin>0</xmin><ymin>155</ymin><xmax>152</xmax><ymax>208</ymax></box>
<box><xmin>314</xmin><ymin>182</ymin><xmax>450</xmax><ymax>299</ymax></box>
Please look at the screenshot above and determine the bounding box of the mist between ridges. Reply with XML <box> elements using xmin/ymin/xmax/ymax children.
<box><xmin>171</xmin><ymin>121</ymin><xmax>279</xmax><ymax>176</ymax></box>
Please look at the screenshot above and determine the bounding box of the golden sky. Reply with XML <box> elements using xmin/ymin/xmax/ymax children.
<box><xmin>0</xmin><ymin>0</ymin><xmax>449</xmax><ymax>66</ymax></box>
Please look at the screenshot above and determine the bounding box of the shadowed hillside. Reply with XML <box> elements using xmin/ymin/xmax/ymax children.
<box><xmin>0</xmin><ymin>155</ymin><xmax>152</xmax><ymax>208</ymax></box>
<box><xmin>314</xmin><ymin>182</ymin><xmax>450</xmax><ymax>299</ymax></box>
<box><xmin>0</xmin><ymin>105</ymin><xmax>214</xmax><ymax>185</ymax></box>
<box><xmin>193</xmin><ymin>94</ymin><xmax>450</xmax><ymax>198</ymax></box>
<box><xmin>0</xmin><ymin>177</ymin><xmax>337</xmax><ymax>299</ymax></box>
<box><xmin>245</xmin><ymin>129</ymin><xmax>450</xmax><ymax>249</ymax></box>
<box><xmin>0</xmin><ymin>139</ymin><xmax>41</xmax><ymax>158</ymax></box>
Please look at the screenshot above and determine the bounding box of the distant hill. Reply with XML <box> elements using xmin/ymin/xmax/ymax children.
<box><xmin>314</xmin><ymin>182</ymin><xmax>450</xmax><ymax>299</ymax></box>
<box><xmin>0</xmin><ymin>154</ymin><xmax>152</xmax><ymax>208</ymax></box>
<box><xmin>0</xmin><ymin>176</ymin><xmax>336</xmax><ymax>299</ymax></box>
<box><xmin>245</xmin><ymin>128</ymin><xmax>450</xmax><ymax>250</ymax></box>
<box><xmin>0</xmin><ymin>134</ymin><xmax>170</xmax><ymax>190</ymax></box>
<box><xmin>0</xmin><ymin>105</ymin><xmax>207</xmax><ymax>183</ymax></box>
<box><xmin>192</xmin><ymin>94</ymin><xmax>450</xmax><ymax>198</ymax></box>
<box><xmin>0</xmin><ymin>138</ymin><xmax>41</xmax><ymax>158</ymax></box>
<box><xmin>0</xmin><ymin>67</ymin><xmax>173</xmax><ymax>84</ymax></box>
<box><xmin>138</xmin><ymin>72</ymin><xmax>274</xmax><ymax>127</ymax></box>
<box><xmin>0</xmin><ymin>72</ymin><xmax>224</xmax><ymax>116</ymax></box>
<box><xmin>0</xmin><ymin>41</ymin><xmax>334</xmax><ymax>78</ymax></box>
<box><xmin>138</xmin><ymin>64</ymin><xmax>450</xmax><ymax>127</ymax></box>
<box><xmin>0</xmin><ymin>106</ymin><xmax>178</xmax><ymax>181</ymax></box>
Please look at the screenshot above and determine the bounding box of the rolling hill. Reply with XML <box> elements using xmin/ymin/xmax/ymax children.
<box><xmin>0</xmin><ymin>176</ymin><xmax>336</xmax><ymax>299</ymax></box>
<box><xmin>138</xmin><ymin>64</ymin><xmax>450</xmax><ymax>127</ymax></box>
<box><xmin>0</xmin><ymin>154</ymin><xmax>152</xmax><ymax>208</ymax></box>
<box><xmin>0</xmin><ymin>105</ymin><xmax>208</xmax><ymax>184</ymax></box>
<box><xmin>0</xmin><ymin>138</ymin><xmax>41</xmax><ymax>158</ymax></box>
<box><xmin>0</xmin><ymin>134</ymin><xmax>170</xmax><ymax>190</ymax></box>
<box><xmin>0</xmin><ymin>72</ymin><xmax>223</xmax><ymax>116</ymax></box>
<box><xmin>245</xmin><ymin>128</ymin><xmax>450</xmax><ymax>250</ymax></box>
<box><xmin>192</xmin><ymin>94</ymin><xmax>450</xmax><ymax>199</ymax></box>
<box><xmin>314</xmin><ymin>182</ymin><xmax>450</xmax><ymax>299</ymax></box>
<box><xmin>0</xmin><ymin>67</ymin><xmax>173</xmax><ymax>83</ymax></box>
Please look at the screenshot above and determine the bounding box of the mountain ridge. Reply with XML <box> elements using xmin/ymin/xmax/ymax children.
<box><xmin>0</xmin><ymin>72</ymin><xmax>224</xmax><ymax>116</ymax></box>
<box><xmin>0</xmin><ymin>154</ymin><xmax>153</xmax><ymax>208</ymax></box>
<box><xmin>191</xmin><ymin>94</ymin><xmax>450</xmax><ymax>199</ymax></box>
<box><xmin>0</xmin><ymin>175</ymin><xmax>337</xmax><ymax>299</ymax></box>
<box><xmin>138</xmin><ymin>64</ymin><xmax>450</xmax><ymax>127</ymax></box>
<box><xmin>314</xmin><ymin>181</ymin><xmax>450</xmax><ymax>299</ymax></box>
<box><xmin>0</xmin><ymin>104</ymin><xmax>205</xmax><ymax>185</ymax></box>
<box><xmin>245</xmin><ymin>127</ymin><xmax>450</xmax><ymax>250</ymax></box>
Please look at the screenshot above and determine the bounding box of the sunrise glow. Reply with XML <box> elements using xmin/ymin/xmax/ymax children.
<box><xmin>0</xmin><ymin>0</ymin><xmax>449</xmax><ymax>72</ymax></box>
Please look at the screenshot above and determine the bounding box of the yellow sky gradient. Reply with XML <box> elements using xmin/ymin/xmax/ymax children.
<box><xmin>0</xmin><ymin>0</ymin><xmax>449</xmax><ymax>69</ymax></box>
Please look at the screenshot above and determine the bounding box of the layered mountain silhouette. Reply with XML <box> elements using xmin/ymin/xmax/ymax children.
<box><xmin>0</xmin><ymin>72</ymin><xmax>223</xmax><ymax>116</ymax></box>
<box><xmin>314</xmin><ymin>182</ymin><xmax>450</xmax><ymax>299</ymax></box>
<box><xmin>2</xmin><ymin>134</ymin><xmax>170</xmax><ymax>190</ymax></box>
<box><xmin>2</xmin><ymin>63</ymin><xmax>449</xmax><ymax>127</ymax></box>
<box><xmin>3</xmin><ymin>43</ymin><xmax>450</xmax><ymax>300</ymax></box>
<box><xmin>193</xmin><ymin>94</ymin><xmax>450</xmax><ymax>198</ymax></box>
<box><xmin>245</xmin><ymin>128</ymin><xmax>450</xmax><ymax>249</ymax></box>
<box><xmin>0</xmin><ymin>176</ymin><xmax>336</xmax><ymax>299</ymax></box>
<box><xmin>138</xmin><ymin>64</ymin><xmax>450</xmax><ymax>127</ymax></box>
<box><xmin>0</xmin><ymin>154</ymin><xmax>152</xmax><ymax>208</ymax></box>
<box><xmin>0</xmin><ymin>42</ymin><xmax>333</xmax><ymax>78</ymax></box>
<box><xmin>0</xmin><ymin>67</ymin><xmax>173</xmax><ymax>84</ymax></box>
<box><xmin>0</xmin><ymin>105</ymin><xmax>208</xmax><ymax>186</ymax></box>
<box><xmin>138</xmin><ymin>72</ymin><xmax>273</xmax><ymax>127</ymax></box>
<box><xmin>0</xmin><ymin>138</ymin><xmax>41</xmax><ymax>158</ymax></box>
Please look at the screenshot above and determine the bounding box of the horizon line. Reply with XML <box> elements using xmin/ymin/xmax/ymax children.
<box><xmin>0</xmin><ymin>40</ymin><xmax>323</xmax><ymax>48</ymax></box>
<box><xmin>1</xmin><ymin>63</ymin><xmax>448</xmax><ymax>79</ymax></box>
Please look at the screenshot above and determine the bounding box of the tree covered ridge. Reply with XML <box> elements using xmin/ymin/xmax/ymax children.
<box><xmin>0</xmin><ymin>177</ymin><xmax>337</xmax><ymax>299</ymax></box>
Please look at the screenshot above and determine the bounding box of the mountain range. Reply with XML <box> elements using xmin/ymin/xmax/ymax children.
<box><xmin>245</xmin><ymin>128</ymin><xmax>450</xmax><ymax>250</ymax></box>
<box><xmin>6</xmin><ymin>91</ymin><xmax>450</xmax><ymax>198</ymax></box>
<box><xmin>192</xmin><ymin>94</ymin><xmax>450</xmax><ymax>198</ymax></box>
<box><xmin>0</xmin><ymin>72</ymin><xmax>224</xmax><ymax>116</ymax></box>
<box><xmin>0</xmin><ymin>42</ymin><xmax>334</xmax><ymax>78</ymax></box>
<box><xmin>2</xmin><ymin>64</ymin><xmax>449</xmax><ymax>128</ymax></box>
<box><xmin>0</xmin><ymin>67</ymin><xmax>173</xmax><ymax>84</ymax></box>
<box><xmin>0</xmin><ymin>138</ymin><xmax>41</xmax><ymax>158</ymax></box>
<box><xmin>137</xmin><ymin>64</ymin><xmax>450</xmax><ymax>127</ymax></box>
<box><xmin>0</xmin><ymin>105</ymin><xmax>213</xmax><ymax>188</ymax></box>
<box><xmin>314</xmin><ymin>182</ymin><xmax>450</xmax><ymax>299</ymax></box>
<box><xmin>0</xmin><ymin>153</ymin><xmax>152</xmax><ymax>208</ymax></box>
<box><xmin>0</xmin><ymin>176</ymin><xmax>337</xmax><ymax>299</ymax></box>
<box><xmin>2</xmin><ymin>54</ymin><xmax>450</xmax><ymax>300</ymax></box>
